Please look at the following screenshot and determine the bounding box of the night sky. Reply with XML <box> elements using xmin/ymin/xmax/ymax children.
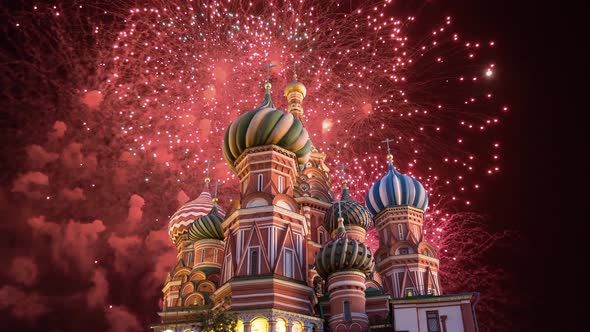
<box><xmin>0</xmin><ymin>0</ymin><xmax>557</xmax><ymax>331</ymax></box>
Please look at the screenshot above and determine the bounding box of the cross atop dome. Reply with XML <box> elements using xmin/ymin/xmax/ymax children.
<box><xmin>203</xmin><ymin>159</ymin><xmax>215</xmax><ymax>187</ymax></box>
<box><xmin>260</xmin><ymin>63</ymin><xmax>277</xmax><ymax>90</ymax></box>
<box><xmin>381</xmin><ymin>138</ymin><xmax>395</xmax><ymax>165</ymax></box>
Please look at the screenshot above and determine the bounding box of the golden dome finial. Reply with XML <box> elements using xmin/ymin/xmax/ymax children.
<box><xmin>284</xmin><ymin>63</ymin><xmax>307</xmax><ymax>98</ymax></box>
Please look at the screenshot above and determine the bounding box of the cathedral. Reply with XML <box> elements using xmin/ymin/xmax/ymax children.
<box><xmin>151</xmin><ymin>70</ymin><xmax>480</xmax><ymax>332</ymax></box>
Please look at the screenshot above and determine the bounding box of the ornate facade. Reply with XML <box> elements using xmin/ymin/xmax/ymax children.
<box><xmin>152</xmin><ymin>73</ymin><xmax>480</xmax><ymax>332</ymax></box>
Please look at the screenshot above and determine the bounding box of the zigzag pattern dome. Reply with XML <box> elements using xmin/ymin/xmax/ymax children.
<box><xmin>365</xmin><ymin>162</ymin><xmax>428</xmax><ymax>216</ymax></box>
<box><xmin>314</xmin><ymin>233</ymin><xmax>373</xmax><ymax>279</ymax></box>
<box><xmin>188</xmin><ymin>205</ymin><xmax>225</xmax><ymax>241</ymax></box>
<box><xmin>223</xmin><ymin>91</ymin><xmax>312</xmax><ymax>172</ymax></box>
<box><xmin>324</xmin><ymin>188</ymin><xmax>372</xmax><ymax>233</ymax></box>
<box><xmin>168</xmin><ymin>190</ymin><xmax>225</xmax><ymax>243</ymax></box>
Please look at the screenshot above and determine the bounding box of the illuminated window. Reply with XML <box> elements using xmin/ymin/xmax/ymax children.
<box><xmin>278</xmin><ymin>176</ymin><xmax>283</xmax><ymax>193</ymax></box>
<box><xmin>343</xmin><ymin>300</ymin><xmax>351</xmax><ymax>321</ymax></box>
<box><xmin>235</xmin><ymin>320</ymin><xmax>244</xmax><ymax>332</ymax></box>
<box><xmin>405</xmin><ymin>287</ymin><xmax>415</xmax><ymax>297</ymax></box>
<box><xmin>426</xmin><ymin>310</ymin><xmax>441</xmax><ymax>332</ymax></box>
<box><xmin>251</xmin><ymin>317</ymin><xmax>269</xmax><ymax>332</ymax></box>
<box><xmin>398</xmin><ymin>224</ymin><xmax>404</xmax><ymax>240</ymax></box>
<box><xmin>250</xmin><ymin>248</ymin><xmax>259</xmax><ymax>275</ymax></box>
<box><xmin>258</xmin><ymin>174</ymin><xmax>264</xmax><ymax>191</ymax></box>
<box><xmin>292</xmin><ymin>321</ymin><xmax>303</xmax><ymax>332</ymax></box>
<box><xmin>276</xmin><ymin>318</ymin><xmax>287</xmax><ymax>332</ymax></box>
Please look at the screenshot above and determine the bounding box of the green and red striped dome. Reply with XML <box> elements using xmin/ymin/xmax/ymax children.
<box><xmin>188</xmin><ymin>205</ymin><xmax>225</xmax><ymax>241</ymax></box>
<box><xmin>324</xmin><ymin>187</ymin><xmax>372</xmax><ymax>233</ymax></box>
<box><xmin>223</xmin><ymin>91</ymin><xmax>312</xmax><ymax>172</ymax></box>
<box><xmin>314</xmin><ymin>231</ymin><xmax>374</xmax><ymax>279</ymax></box>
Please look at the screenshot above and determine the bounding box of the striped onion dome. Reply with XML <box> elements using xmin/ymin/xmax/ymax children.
<box><xmin>324</xmin><ymin>187</ymin><xmax>372</xmax><ymax>233</ymax></box>
<box><xmin>314</xmin><ymin>221</ymin><xmax>374</xmax><ymax>279</ymax></box>
<box><xmin>222</xmin><ymin>90</ymin><xmax>312</xmax><ymax>172</ymax></box>
<box><xmin>188</xmin><ymin>205</ymin><xmax>224</xmax><ymax>241</ymax></box>
<box><xmin>168</xmin><ymin>189</ymin><xmax>226</xmax><ymax>243</ymax></box>
<box><xmin>365</xmin><ymin>161</ymin><xmax>428</xmax><ymax>216</ymax></box>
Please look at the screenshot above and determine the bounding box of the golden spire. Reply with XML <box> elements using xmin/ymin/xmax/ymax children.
<box><xmin>284</xmin><ymin>63</ymin><xmax>307</xmax><ymax>119</ymax></box>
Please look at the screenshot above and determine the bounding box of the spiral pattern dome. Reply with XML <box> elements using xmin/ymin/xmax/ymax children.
<box><xmin>223</xmin><ymin>91</ymin><xmax>312</xmax><ymax>172</ymax></box>
<box><xmin>324</xmin><ymin>188</ymin><xmax>372</xmax><ymax>233</ymax></box>
<box><xmin>188</xmin><ymin>205</ymin><xmax>225</xmax><ymax>241</ymax></box>
<box><xmin>365</xmin><ymin>162</ymin><xmax>428</xmax><ymax>216</ymax></box>
<box><xmin>168</xmin><ymin>189</ymin><xmax>226</xmax><ymax>243</ymax></box>
<box><xmin>315</xmin><ymin>233</ymin><xmax>374</xmax><ymax>279</ymax></box>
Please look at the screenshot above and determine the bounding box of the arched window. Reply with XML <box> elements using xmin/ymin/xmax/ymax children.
<box><xmin>343</xmin><ymin>300</ymin><xmax>351</xmax><ymax>321</ymax></box>
<box><xmin>257</xmin><ymin>174</ymin><xmax>264</xmax><ymax>191</ymax></box>
<box><xmin>319</xmin><ymin>231</ymin><xmax>324</xmax><ymax>245</ymax></box>
<box><xmin>251</xmin><ymin>317</ymin><xmax>269</xmax><ymax>332</ymax></box>
<box><xmin>250</xmin><ymin>248</ymin><xmax>259</xmax><ymax>275</ymax></box>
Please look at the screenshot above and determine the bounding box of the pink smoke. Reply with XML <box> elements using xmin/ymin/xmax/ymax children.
<box><xmin>27</xmin><ymin>144</ymin><xmax>59</xmax><ymax>168</ymax></box>
<box><xmin>87</xmin><ymin>268</ymin><xmax>109</xmax><ymax>309</ymax></box>
<box><xmin>9</xmin><ymin>256</ymin><xmax>38</xmax><ymax>287</ymax></box>
<box><xmin>12</xmin><ymin>171</ymin><xmax>49</xmax><ymax>198</ymax></box>
<box><xmin>62</xmin><ymin>187</ymin><xmax>86</xmax><ymax>201</ymax></box>
<box><xmin>27</xmin><ymin>216</ymin><xmax>106</xmax><ymax>274</ymax></box>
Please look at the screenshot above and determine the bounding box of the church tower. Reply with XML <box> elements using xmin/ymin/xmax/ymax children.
<box><xmin>365</xmin><ymin>142</ymin><xmax>441</xmax><ymax>298</ymax></box>
<box><xmin>315</xmin><ymin>207</ymin><xmax>374</xmax><ymax>331</ymax></box>
<box><xmin>217</xmin><ymin>67</ymin><xmax>322</xmax><ymax>330</ymax></box>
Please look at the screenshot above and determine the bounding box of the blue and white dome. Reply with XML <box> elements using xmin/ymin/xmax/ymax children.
<box><xmin>365</xmin><ymin>162</ymin><xmax>428</xmax><ymax>216</ymax></box>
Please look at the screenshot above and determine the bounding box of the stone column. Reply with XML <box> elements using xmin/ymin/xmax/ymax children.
<box><xmin>269</xmin><ymin>320</ymin><xmax>276</xmax><ymax>332</ymax></box>
<box><xmin>286</xmin><ymin>322</ymin><xmax>292</xmax><ymax>332</ymax></box>
<box><xmin>244</xmin><ymin>322</ymin><xmax>251</xmax><ymax>332</ymax></box>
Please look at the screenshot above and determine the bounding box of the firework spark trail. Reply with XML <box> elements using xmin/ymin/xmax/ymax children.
<box><xmin>1</xmin><ymin>1</ymin><xmax>513</xmax><ymax>331</ymax></box>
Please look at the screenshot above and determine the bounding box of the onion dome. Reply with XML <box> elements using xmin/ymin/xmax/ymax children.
<box><xmin>284</xmin><ymin>74</ymin><xmax>307</xmax><ymax>98</ymax></box>
<box><xmin>222</xmin><ymin>90</ymin><xmax>312</xmax><ymax>172</ymax></box>
<box><xmin>188</xmin><ymin>205</ymin><xmax>224</xmax><ymax>241</ymax></box>
<box><xmin>168</xmin><ymin>190</ymin><xmax>226</xmax><ymax>243</ymax></box>
<box><xmin>365</xmin><ymin>155</ymin><xmax>428</xmax><ymax>216</ymax></box>
<box><xmin>314</xmin><ymin>219</ymin><xmax>374</xmax><ymax>279</ymax></box>
<box><xmin>324</xmin><ymin>187</ymin><xmax>372</xmax><ymax>233</ymax></box>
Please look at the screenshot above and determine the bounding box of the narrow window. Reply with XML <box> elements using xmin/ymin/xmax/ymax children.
<box><xmin>398</xmin><ymin>224</ymin><xmax>404</xmax><ymax>240</ymax></box>
<box><xmin>257</xmin><ymin>174</ymin><xmax>264</xmax><ymax>191</ymax></box>
<box><xmin>413</xmin><ymin>224</ymin><xmax>419</xmax><ymax>238</ymax></box>
<box><xmin>426</xmin><ymin>310</ymin><xmax>441</xmax><ymax>332</ymax></box>
<box><xmin>343</xmin><ymin>301</ymin><xmax>351</xmax><ymax>321</ymax></box>
<box><xmin>405</xmin><ymin>287</ymin><xmax>415</xmax><ymax>297</ymax></box>
<box><xmin>250</xmin><ymin>248</ymin><xmax>259</xmax><ymax>275</ymax></box>
<box><xmin>284</xmin><ymin>250</ymin><xmax>293</xmax><ymax>278</ymax></box>
<box><xmin>224</xmin><ymin>255</ymin><xmax>232</xmax><ymax>281</ymax></box>
<box><xmin>319</xmin><ymin>231</ymin><xmax>324</xmax><ymax>245</ymax></box>
<box><xmin>201</xmin><ymin>248</ymin><xmax>206</xmax><ymax>262</ymax></box>
<box><xmin>213</xmin><ymin>249</ymin><xmax>218</xmax><ymax>263</ymax></box>
<box><xmin>187</xmin><ymin>252</ymin><xmax>193</xmax><ymax>266</ymax></box>
<box><xmin>278</xmin><ymin>176</ymin><xmax>283</xmax><ymax>193</ymax></box>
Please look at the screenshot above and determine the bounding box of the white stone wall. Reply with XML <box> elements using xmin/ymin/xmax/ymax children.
<box><xmin>394</xmin><ymin>303</ymin><xmax>465</xmax><ymax>332</ymax></box>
